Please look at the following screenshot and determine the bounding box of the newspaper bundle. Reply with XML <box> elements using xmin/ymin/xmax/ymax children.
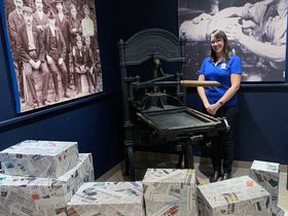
<box><xmin>142</xmin><ymin>168</ymin><xmax>197</xmax><ymax>216</ymax></box>
<box><xmin>0</xmin><ymin>153</ymin><xmax>94</xmax><ymax>216</ymax></box>
<box><xmin>273</xmin><ymin>206</ymin><xmax>288</xmax><ymax>216</ymax></box>
<box><xmin>0</xmin><ymin>140</ymin><xmax>79</xmax><ymax>178</ymax></box>
<box><xmin>67</xmin><ymin>181</ymin><xmax>145</xmax><ymax>216</ymax></box>
<box><xmin>250</xmin><ymin>160</ymin><xmax>280</xmax><ymax>214</ymax></box>
<box><xmin>197</xmin><ymin>175</ymin><xmax>270</xmax><ymax>216</ymax></box>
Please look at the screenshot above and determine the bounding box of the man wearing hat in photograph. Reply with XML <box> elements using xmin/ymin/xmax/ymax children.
<box><xmin>69</xmin><ymin>3</ymin><xmax>82</xmax><ymax>89</ymax></box>
<box><xmin>17</xmin><ymin>6</ymin><xmax>50</xmax><ymax>108</ymax></box>
<box><xmin>33</xmin><ymin>0</ymin><xmax>49</xmax><ymax>34</ymax></box>
<box><xmin>43</xmin><ymin>9</ymin><xmax>69</xmax><ymax>101</ymax></box>
<box><xmin>53</xmin><ymin>0</ymin><xmax>72</xmax><ymax>88</ymax></box>
<box><xmin>72</xmin><ymin>35</ymin><xmax>93</xmax><ymax>94</ymax></box>
<box><xmin>8</xmin><ymin>0</ymin><xmax>24</xmax><ymax>61</ymax></box>
<box><xmin>8</xmin><ymin>0</ymin><xmax>25</xmax><ymax>102</ymax></box>
<box><xmin>81</xmin><ymin>4</ymin><xmax>94</xmax><ymax>39</ymax></box>
<box><xmin>70</xmin><ymin>3</ymin><xmax>82</xmax><ymax>47</ymax></box>
<box><xmin>84</xmin><ymin>36</ymin><xmax>97</xmax><ymax>91</ymax></box>
<box><xmin>81</xmin><ymin>4</ymin><xmax>97</xmax><ymax>65</ymax></box>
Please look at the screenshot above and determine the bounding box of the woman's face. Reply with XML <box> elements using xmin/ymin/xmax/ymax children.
<box><xmin>210</xmin><ymin>34</ymin><xmax>224</xmax><ymax>55</ymax></box>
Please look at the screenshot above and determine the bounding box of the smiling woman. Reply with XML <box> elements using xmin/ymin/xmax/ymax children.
<box><xmin>197</xmin><ymin>29</ymin><xmax>242</xmax><ymax>183</ymax></box>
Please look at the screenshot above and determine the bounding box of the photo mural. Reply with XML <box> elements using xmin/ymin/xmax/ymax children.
<box><xmin>178</xmin><ymin>0</ymin><xmax>287</xmax><ymax>82</ymax></box>
<box><xmin>1</xmin><ymin>0</ymin><xmax>103</xmax><ymax>112</ymax></box>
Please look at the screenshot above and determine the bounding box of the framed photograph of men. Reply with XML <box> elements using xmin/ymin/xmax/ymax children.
<box><xmin>178</xmin><ymin>0</ymin><xmax>287</xmax><ymax>82</ymax></box>
<box><xmin>1</xmin><ymin>0</ymin><xmax>103</xmax><ymax>113</ymax></box>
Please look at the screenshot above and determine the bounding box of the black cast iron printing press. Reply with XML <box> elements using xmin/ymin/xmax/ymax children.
<box><xmin>118</xmin><ymin>28</ymin><xmax>229</xmax><ymax>180</ymax></box>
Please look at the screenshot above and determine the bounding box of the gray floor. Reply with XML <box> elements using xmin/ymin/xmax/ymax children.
<box><xmin>97</xmin><ymin>153</ymin><xmax>288</xmax><ymax>212</ymax></box>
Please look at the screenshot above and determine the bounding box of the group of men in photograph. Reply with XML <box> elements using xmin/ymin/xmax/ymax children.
<box><xmin>7</xmin><ymin>0</ymin><xmax>101</xmax><ymax>109</ymax></box>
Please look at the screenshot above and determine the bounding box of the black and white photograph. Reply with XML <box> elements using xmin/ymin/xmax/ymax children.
<box><xmin>178</xmin><ymin>0</ymin><xmax>287</xmax><ymax>82</ymax></box>
<box><xmin>3</xmin><ymin>0</ymin><xmax>103</xmax><ymax>112</ymax></box>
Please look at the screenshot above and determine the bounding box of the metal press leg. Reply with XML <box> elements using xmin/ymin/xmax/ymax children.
<box><xmin>184</xmin><ymin>135</ymin><xmax>204</xmax><ymax>169</ymax></box>
<box><xmin>184</xmin><ymin>145</ymin><xmax>194</xmax><ymax>169</ymax></box>
<box><xmin>125</xmin><ymin>141</ymin><xmax>135</xmax><ymax>180</ymax></box>
<box><xmin>177</xmin><ymin>153</ymin><xmax>184</xmax><ymax>168</ymax></box>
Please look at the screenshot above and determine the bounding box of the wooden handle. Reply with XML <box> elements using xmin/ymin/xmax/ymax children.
<box><xmin>180</xmin><ymin>80</ymin><xmax>220</xmax><ymax>87</ymax></box>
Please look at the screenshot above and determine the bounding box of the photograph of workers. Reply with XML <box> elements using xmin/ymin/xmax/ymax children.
<box><xmin>3</xmin><ymin>0</ymin><xmax>103</xmax><ymax>112</ymax></box>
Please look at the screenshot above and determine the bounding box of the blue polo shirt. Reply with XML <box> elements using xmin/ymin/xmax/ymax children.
<box><xmin>200</xmin><ymin>55</ymin><xmax>242</xmax><ymax>107</ymax></box>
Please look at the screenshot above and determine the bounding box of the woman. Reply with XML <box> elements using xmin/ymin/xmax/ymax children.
<box><xmin>197</xmin><ymin>30</ymin><xmax>242</xmax><ymax>183</ymax></box>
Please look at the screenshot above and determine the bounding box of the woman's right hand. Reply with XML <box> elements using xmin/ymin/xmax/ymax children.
<box><xmin>206</xmin><ymin>103</ymin><xmax>221</xmax><ymax>116</ymax></box>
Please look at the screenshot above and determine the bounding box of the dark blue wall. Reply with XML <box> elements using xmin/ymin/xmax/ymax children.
<box><xmin>0</xmin><ymin>0</ymin><xmax>287</xmax><ymax>181</ymax></box>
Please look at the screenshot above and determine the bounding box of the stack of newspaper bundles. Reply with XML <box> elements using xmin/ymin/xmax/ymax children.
<box><xmin>67</xmin><ymin>181</ymin><xmax>145</xmax><ymax>216</ymax></box>
<box><xmin>142</xmin><ymin>168</ymin><xmax>197</xmax><ymax>216</ymax></box>
<box><xmin>250</xmin><ymin>160</ymin><xmax>281</xmax><ymax>215</ymax></box>
<box><xmin>197</xmin><ymin>175</ymin><xmax>270</xmax><ymax>216</ymax></box>
<box><xmin>0</xmin><ymin>140</ymin><xmax>94</xmax><ymax>216</ymax></box>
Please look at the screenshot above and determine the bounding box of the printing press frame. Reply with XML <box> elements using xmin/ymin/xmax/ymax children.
<box><xmin>118</xmin><ymin>28</ymin><xmax>229</xmax><ymax>180</ymax></box>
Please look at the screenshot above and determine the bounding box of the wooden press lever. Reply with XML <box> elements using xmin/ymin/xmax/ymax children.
<box><xmin>179</xmin><ymin>80</ymin><xmax>220</xmax><ymax>87</ymax></box>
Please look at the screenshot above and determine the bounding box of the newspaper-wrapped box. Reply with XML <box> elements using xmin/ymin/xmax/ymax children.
<box><xmin>197</xmin><ymin>175</ymin><xmax>270</xmax><ymax>216</ymax></box>
<box><xmin>67</xmin><ymin>181</ymin><xmax>145</xmax><ymax>216</ymax></box>
<box><xmin>272</xmin><ymin>205</ymin><xmax>288</xmax><ymax>216</ymax></box>
<box><xmin>0</xmin><ymin>140</ymin><xmax>79</xmax><ymax>178</ymax></box>
<box><xmin>0</xmin><ymin>153</ymin><xmax>94</xmax><ymax>216</ymax></box>
<box><xmin>250</xmin><ymin>160</ymin><xmax>280</xmax><ymax>210</ymax></box>
<box><xmin>142</xmin><ymin>168</ymin><xmax>197</xmax><ymax>216</ymax></box>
